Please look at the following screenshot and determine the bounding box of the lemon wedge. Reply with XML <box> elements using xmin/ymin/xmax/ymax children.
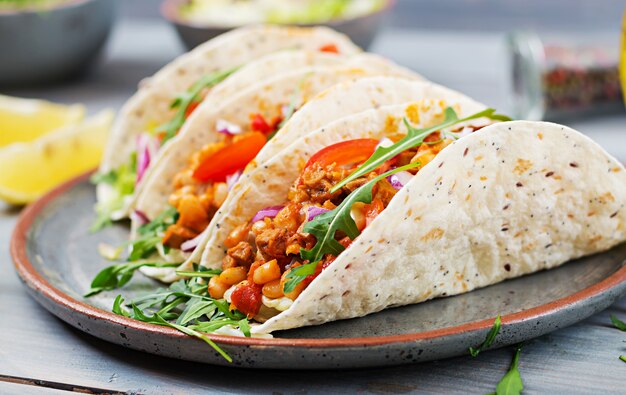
<box><xmin>0</xmin><ymin>95</ymin><xmax>85</xmax><ymax>148</ymax></box>
<box><xmin>0</xmin><ymin>110</ymin><xmax>113</xmax><ymax>205</ymax></box>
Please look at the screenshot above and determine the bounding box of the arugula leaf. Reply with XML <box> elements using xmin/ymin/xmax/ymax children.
<box><xmin>159</xmin><ymin>67</ymin><xmax>239</xmax><ymax>145</ymax></box>
<box><xmin>177</xmin><ymin>298</ymin><xmax>218</xmax><ymax>326</ymax></box>
<box><xmin>301</xmin><ymin>163</ymin><xmax>419</xmax><ymax>263</ymax></box>
<box><xmin>175</xmin><ymin>267</ymin><xmax>222</xmax><ymax>278</ymax></box>
<box><xmin>129</xmin><ymin>301</ymin><xmax>233</xmax><ymax>362</ymax></box>
<box><xmin>112</xmin><ymin>295</ymin><xmax>131</xmax><ymax>317</ymax></box>
<box><xmin>493</xmin><ymin>344</ymin><xmax>524</xmax><ymax>395</ymax></box>
<box><xmin>610</xmin><ymin>314</ymin><xmax>626</xmax><ymax>331</ymax></box>
<box><xmin>85</xmin><ymin>261</ymin><xmax>180</xmax><ymax>297</ymax></box>
<box><xmin>283</xmin><ymin>261</ymin><xmax>318</xmax><ymax>294</ymax></box>
<box><xmin>128</xmin><ymin>206</ymin><xmax>178</xmax><ymax>261</ymax></box>
<box><xmin>283</xmin><ymin>163</ymin><xmax>420</xmax><ymax>293</ymax></box>
<box><xmin>331</xmin><ymin>107</ymin><xmax>510</xmax><ymax>193</ymax></box>
<box><xmin>470</xmin><ymin>315</ymin><xmax>502</xmax><ymax>357</ymax></box>
<box><xmin>111</xmin><ymin>274</ymin><xmax>252</xmax><ymax>363</ymax></box>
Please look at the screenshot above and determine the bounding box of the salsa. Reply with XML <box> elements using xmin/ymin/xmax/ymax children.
<box><xmin>213</xmin><ymin>130</ymin><xmax>462</xmax><ymax>318</ymax></box>
<box><xmin>163</xmin><ymin>112</ymin><xmax>283</xmax><ymax>249</ymax></box>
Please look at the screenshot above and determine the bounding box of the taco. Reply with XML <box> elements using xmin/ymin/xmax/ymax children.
<box><xmin>197</xmin><ymin>77</ymin><xmax>483</xmax><ymax>271</ymax></box>
<box><xmin>94</xmin><ymin>25</ymin><xmax>361</xmax><ymax>225</ymax></box>
<box><xmin>192</xmin><ymin>103</ymin><xmax>624</xmax><ymax>334</ymax></box>
<box><xmin>130</xmin><ymin>61</ymin><xmax>423</xmax><ymax>280</ymax></box>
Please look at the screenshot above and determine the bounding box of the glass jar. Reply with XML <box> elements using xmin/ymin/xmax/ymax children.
<box><xmin>508</xmin><ymin>31</ymin><xmax>623</xmax><ymax>121</ymax></box>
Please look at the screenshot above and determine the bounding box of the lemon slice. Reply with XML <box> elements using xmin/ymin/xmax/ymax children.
<box><xmin>0</xmin><ymin>94</ymin><xmax>85</xmax><ymax>148</ymax></box>
<box><xmin>0</xmin><ymin>110</ymin><xmax>113</xmax><ymax>205</ymax></box>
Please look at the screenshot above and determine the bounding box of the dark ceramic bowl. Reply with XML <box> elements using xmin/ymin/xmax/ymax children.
<box><xmin>0</xmin><ymin>0</ymin><xmax>115</xmax><ymax>87</ymax></box>
<box><xmin>161</xmin><ymin>0</ymin><xmax>393</xmax><ymax>50</ymax></box>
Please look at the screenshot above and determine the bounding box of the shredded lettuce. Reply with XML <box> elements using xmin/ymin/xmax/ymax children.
<box><xmin>90</xmin><ymin>154</ymin><xmax>137</xmax><ymax>232</ymax></box>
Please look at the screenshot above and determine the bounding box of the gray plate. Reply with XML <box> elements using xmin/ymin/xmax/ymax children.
<box><xmin>11</xmin><ymin>173</ymin><xmax>626</xmax><ymax>369</ymax></box>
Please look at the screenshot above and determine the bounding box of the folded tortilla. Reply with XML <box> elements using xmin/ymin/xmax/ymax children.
<box><xmin>194</xmin><ymin>101</ymin><xmax>625</xmax><ymax>334</ymax></box>
<box><xmin>134</xmin><ymin>64</ymin><xmax>423</xmax><ymax>281</ymax></box>
<box><xmin>97</xmin><ymin>25</ymin><xmax>362</xmax><ymax>220</ymax></box>
<box><xmin>199</xmin><ymin>78</ymin><xmax>484</xmax><ymax>269</ymax></box>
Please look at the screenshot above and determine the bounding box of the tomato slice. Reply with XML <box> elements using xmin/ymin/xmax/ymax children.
<box><xmin>230</xmin><ymin>281</ymin><xmax>263</xmax><ymax>318</ymax></box>
<box><xmin>184</xmin><ymin>101</ymin><xmax>200</xmax><ymax>119</ymax></box>
<box><xmin>364</xmin><ymin>198</ymin><xmax>384</xmax><ymax>227</ymax></box>
<box><xmin>192</xmin><ymin>132</ymin><xmax>266</xmax><ymax>183</ymax></box>
<box><xmin>304</xmin><ymin>139</ymin><xmax>380</xmax><ymax>170</ymax></box>
<box><xmin>319</xmin><ymin>43</ymin><xmax>339</xmax><ymax>53</ymax></box>
<box><xmin>250</xmin><ymin>113</ymin><xmax>272</xmax><ymax>135</ymax></box>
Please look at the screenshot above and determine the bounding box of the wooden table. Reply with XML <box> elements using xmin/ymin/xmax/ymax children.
<box><xmin>2</xmin><ymin>19</ymin><xmax>625</xmax><ymax>394</ymax></box>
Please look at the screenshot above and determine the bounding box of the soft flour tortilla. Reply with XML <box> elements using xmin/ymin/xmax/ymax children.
<box><xmin>138</xmin><ymin>72</ymin><xmax>425</xmax><ymax>282</ymax></box>
<box><xmin>198</xmin><ymin>82</ymin><xmax>486</xmax><ymax>270</ymax></box>
<box><xmin>134</xmin><ymin>65</ymin><xmax>421</xmax><ymax>233</ymax></box>
<box><xmin>244</xmin><ymin>120</ymin><xmax>626</xmax><ymax>333</ymax></box>
<box><xmin>97</xmin><ymin>25</ymin><xmax>361</xmax><ymax>218</ymax></box>
<box><xmin>134</xmin><ymin>63</ymin><xmax>421</xmax><ymax>223</ymax></box>
<box><xmin>130</xmin><ymin>50</ymin><xmax>350</xmax><ymax>203</ymax></box>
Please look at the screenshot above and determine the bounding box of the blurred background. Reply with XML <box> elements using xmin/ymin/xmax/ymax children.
<box><xmin>3</xmin><ymin>0</ymin><xmax>623</xmax><ymax>116</ymax></box>
<box><xmin>1</xmin><ymin>0</ymin><xmax>624</xmax><ymax>204</ymax></box>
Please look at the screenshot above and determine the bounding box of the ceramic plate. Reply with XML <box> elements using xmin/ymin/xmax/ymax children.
<box><xmin>11</xmin><ymin>173</ymin><xmax>626</xmax><ymax>369</ymax></box>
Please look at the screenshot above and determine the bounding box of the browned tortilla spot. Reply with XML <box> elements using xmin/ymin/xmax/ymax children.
<box><xmin>597</xmin><ymin>192</ymin><xmax>616</xmax><ymax>204</ymax></box>
<box><xmin>421</xmin><ymin>228</ymin><xmax>444</xmax><ymax>241</ymax></box>
<box><xmin>384</xmin><ymin>115</ymin><xmax>399</xmax><ymax>134</ymax></box>
<box><xmin>514</xmin><ymin>158</ymin><xmax>533</xmax><ymax>175</ymax></box>
<box><xmin>405</xmin><ymin>103</ymin><xmax>420</xmax><ymax>124</ymax></box>
<box><xmin>588</xmin><ymin>235</ymin><xmax>603</xmax><ymax>244</ymax></box>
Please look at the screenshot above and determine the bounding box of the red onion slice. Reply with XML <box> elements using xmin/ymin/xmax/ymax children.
<box><xmin>226</xmin><ymin>170</ymin><xmax>242</xmax><ymax>191</ymax></box>
<box><xmin>216</xmin><ymin>119</ymin><xmax>242</xmax><ymax>136</ymax></box>
<box><xmin>181</xmin><ymin>232</ymin><xmax>204</xmax><ymax>253</ymax></box>
<box><xmin>136</xmin><ymin>134</ymin><xmax>158</xmax><ymax>184</ymax></box>
<box><xmin>251</xmin><ymin>205</ymin><xmax>284</xmax><ymax>223</ymax></box>
<box><xmin>387</xmin><ymin>171</ymin><xmax>413</xmax><ymax>190</ymax></box>
<box><xmin>131</xmin><ymin>209</ymin><xmax>150</xmax><ymax>225</ymax></box>
<box><xmin>307</xmin><ymin>206</ymin><xmax>330</xmax><ymax>221</ymax></box>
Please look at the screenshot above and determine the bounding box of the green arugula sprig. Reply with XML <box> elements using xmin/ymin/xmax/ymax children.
<box><xmin>283</xmin><ymin>163</ymin><xmax>420</xmax><ymax>293</ymax></box>
<box><xmin>111</xmin><ymin>269</ymin><xmax>249</xmax><ymax>362</ymax></box>
<box><xmin>609</xmin><ymin>314</ymin><xmax>626</xmax><ymax>364</ymax></box>
<box><xmin>159</xmin><ymin>67</ymin><xmax>239</xmax><ymax>145</ymax></box>
<box><xmin>113</xmin><ymin>295</ymin><xmax>236</xmax><ymax>362</ymax></box>
<box><xmin>129</xmin><ymin>207</ymin><xmax>178</xmax><ymax>261</ymax></box>
<box><xmin>470</xmin><ymin>315</ymin><xmax>502</xmax><ymax>357</ymax></box>
<box><xmin>331</xmin><ymin>107</ymin><xmax>511</xmax><ymax>193</ymax></box>
<box><xmin>487</xmin><ymin>344</ymin><xmax>524</xmax><ymax>395</ymax></box>
<box><xmin>610</xmin><ymin>314</ymin><xmax>626</xmax><ymax>331</ymax></box>
<box><xmin>85</xmin><ymin>261</ymin><xmax>180</xmax><ymax>297</ymax></box>
<box><xmin>175</xmin><ymin>268</ymin><xmax>222</xmax><ymax>278</ymax></box>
